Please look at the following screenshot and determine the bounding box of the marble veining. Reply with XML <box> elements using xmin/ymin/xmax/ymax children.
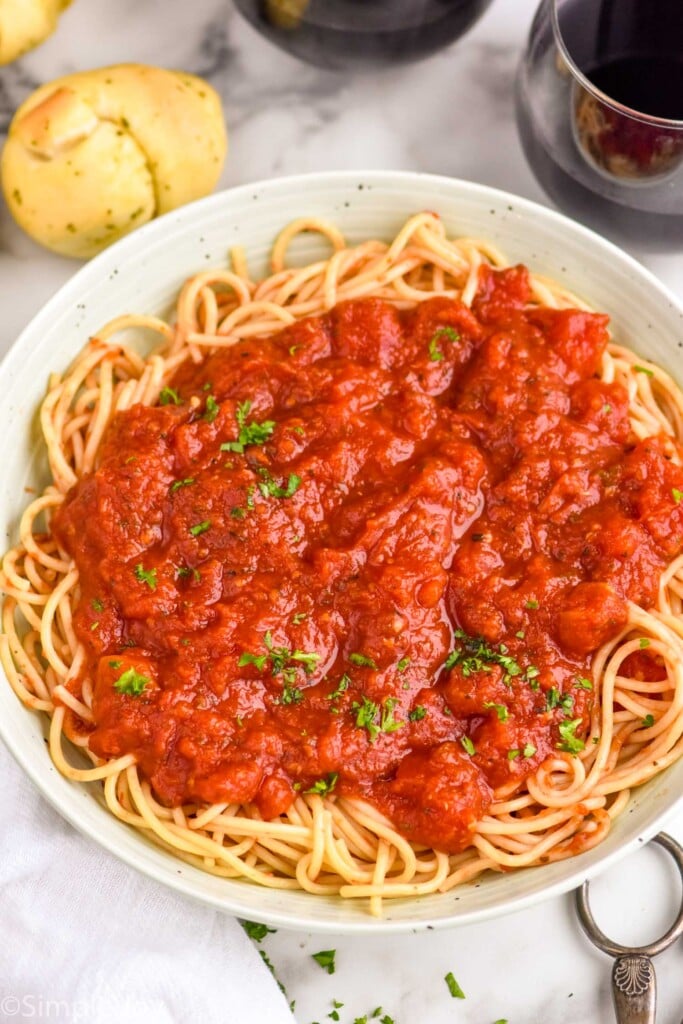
<box><xmin>1</xmin><ymin>1</ymin><xmax>683</xmax><ymax>1021</ymax></box>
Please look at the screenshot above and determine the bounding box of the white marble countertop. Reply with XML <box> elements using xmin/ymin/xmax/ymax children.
<box><xmin>1</xmin><ymin>1</ymin><xmax>682</xmax><ymax>1022</ymax></box>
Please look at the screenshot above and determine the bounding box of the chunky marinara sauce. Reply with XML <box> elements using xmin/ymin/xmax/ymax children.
<box><xmin>54</xmin><ymin>265</ymin><xmax>683</xmax><ymax>853</ymax></box>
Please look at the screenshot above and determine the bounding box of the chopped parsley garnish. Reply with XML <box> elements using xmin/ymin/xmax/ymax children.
<box><xmin>349</xmin><ymin>652</ymin><xmax>378</xmax><ymax>669</ymax></box>
<box><xmin>545</xmin><ymin>688</ymin><xmax>574</xmax><ymax>714</ymax></box>
<box><xmin>428</xmin><ymin>337</ymin><xmax>444</xmax><ymax>362</ymax></box>
<box><xmin>134</xmin><ymin>563</ymin><xmax>157</xmax><ymax>590</ymax></box>
<box><xmin>239</xmin><ymin>651</ymin><xmax>268</xmax><ymax>672</ymax></box>
<box><xmin>508</xmin><ymin>749</ymin><xmax>520</xmax><ymax>760</ymax></box>
<box><xmin>240</xmin><ymin>633</ymin><xmax>320</xmax><ymax>686</ymax></box>
<box><xmin>576</xmin><ymin>676</ymin><xmax>593</xmax><ymax>690</ymax></box>
<box><xmin>203</xmin><ymin>395</ymin><xmax>219</xmax><ymax>423</ymax></box>
<box><xmin>642</xmin><ymin>714</ymin><xmax>655</xmax><ymax>728</ymax></box>
<box><xmin>327</xmin><ymin>674</ymin><xmax>350</xmax><ymax>701</ymax></box>
<box><xmin>428</xmin><ymin>326</ymin><xmax>460</xmax><ymax>362</ymax></box>
<box><xmin>557</xmin><ymin>717</ymin><xmax>586</xmax><ymax>755</ymax></box>
<box><xmin>380</xmin><ymin>697</ymin><xmax>404</xmax><ymax>734</ymax></box>
<box><xmin>525</xmin><ymin>599</ymin><xmax>539</xmax><ymax>609</ymax></box>
<box><xmin>189</xmin><ymin>520</ymin><xmax>211</xmax><ymax>537</ymax></box>
<box><xmin>639</xmin><ymin>638</ymin><xmax>651</xmax><ymax>649</ymax></box>
<box><xmin>91</xmin><ymin>598</ymin><xmax>104</xmax><ymax>612</ymax></box>
<box><xmin>221</xmin><ymin>399</ymin><xmax>275</xmax><ymax>453</ymax></box>
<box><xmin>280</xmin><ymin>684</ymin><xmax>304</xmax><ymax>705</ymax></box>
<box><xmin>522</xmin><ymin>742</ymin><xmax>536</xmax><ymax>758</ymax></box>
<box><xmin>305</xmin><ymin>773</ymin><xmax>338</xmax><ymax>795</ymax></box>
<box><xmin>483</xmin><ymin>701</ymin><xmax>509</xmax><ymax>722</ymax></box>
<box><xmin>460</xmin><ymin>736</ymin><xmax>475</xmax><ymax>756</ymax></box>
<box><xmin>444</xmin><ymin>629</ymin><xmax>522</xmax><ymax>684</ymax></box>
<box><xmin>114</xmin><ymin>667</ymin><xmax>150</xmax><ymax>696</ymax></box>
<box><xmin>176</xmin><ymin>565</ymin><xmax>192</xmax><ymax>579</ymax></box>
<box><xmin>311</xmin><ymin>949</ymin><xmax>336</xmax><ymax>975</ymax></box>
<box><xmin>159</xmin><ymin>386</ymin><xmax>181</xmax><ymax>405</ymax></box>
<box><xmin>634</xmin><ymin>364</ymin><xmax>654</xmax><ymax>377</ymax></box>
<box><xmin>445</xmin><ymin>972</ymin><xmax>466</xmax><ymax>999</ymax></box>
<box><xmin>408</xmin><ymin>705</ymin><xmax>426</xmax><ymax>722</ymax></box>
<box><xmin>265</xmin><ymin>631</ymin><xmax>320</xmax><ymax>680</ymax></box>
<box><xmin>397</xmin><ymin>657</ymin><xmax>411</xmax><ymax>673</ymax></box>
<box><xmin>352</xmin><ymin>696</ymin><xmax>403</xmax><ymax>742</ymax></box>
<box><xmin>230</xmin><ymin>506</ymin><xmax>246</xmax><ymax>519</ymax></box>
<box><xmin>170</xmin><ymin>477</ymin><xmax>195</xmax><ymax>492</ymax></box>
<box><xmin>672</xmin><ymin>488</ymin><xmax>683</xmax><ymax>505</ymax></box>
<box><xmin>353</xmin><ymin>697</ymin><xmax>380</xmax><ymax>742</ymax></box>
<box><xmin>257</xmin><ymin>469</ymin><xmax>301</xmax><ymax>499</ymax></box>
<box><xmin>240</xmin><ymin>920</ymin><xmax>276</xmax><ymax>942</ymax></box>
<box><xmin>108</xmin><ymin>659</ymin><xmax>122</xmax><ymax>669</ymax></box>
<box><xmin>292</xmin><ymin>611</ymin><xmax>307</xmax><ymax>625</ymax></box>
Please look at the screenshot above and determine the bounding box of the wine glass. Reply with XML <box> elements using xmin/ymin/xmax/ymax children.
<box><xmin>233</xmin><ymin>0</ymin><xmax>495</xmax><ymax>71</ymax></box>
<box><xmin>516</xmin><ymin>0</ymin><xmax>683</xmax><ymax>252</ymax></box>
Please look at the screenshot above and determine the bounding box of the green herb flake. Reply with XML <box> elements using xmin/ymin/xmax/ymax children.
<box><xmin>349</xmin><ymin>652</ymin><xmax>378</xmax><ymax>669</ymax></box>
<box><xmin>159</xmin><ymin>386</ymin><xmax>182</xmax><ymax>406</ymax></box>
<box><xmin>108</xmin><ymin>659</ymin><xmax>122</xmax><ymax>669</ymax></box>
<box><xmin>91</xmin><ymin>598</ymin><xmax>104</xmax><ymax>612</ymax></box>
<box><xmin>280</xmin><ymin>683</ymin><xmax>304</xmax><ymax>705</ymax></box>
<box><xmin>170</xmin><ymin>477</ymin><xmax>195</xmax><ymax>493</ymax></box>
<box><xmin>380</xmin><ymin>697</ymin><xmax>404</xmax><ymax>735</ymax></box>
<box><xmin>444</xmin><ymin>629</ymin><xmax>523</xmax><ymax>684</ymax></box>
<box><xmin>642</xmin><ymin>714</ymin><xmax>655</xmax><ymax>728</ymax></box>
<box><xmin>311</xmin><ymin>949</ymin><xmax>336</xmax><ymax>975</ymax></box>
<box><xmin>672</xmin><ymin>488</ymin><xmax>683</xmax><ymax>505</ymax></box>
<box><xmin>408</xmin><ymin>705</ymin><xmax>426</xmax><ymax>722</ymax></box>
<box><xmin>576</xmin><ymin>676</ymin><xmax>593</xmax><ymax>690</ymax></box>
<box><xmin>557</xmin><ymin>717</ymin><xmax>586</xmax><ymax>755</ymax></box>
<box><xmin>397</xmin><ymin>657</ymin><xmax>411</xmax><ymax>673</ymax></box>
<box><xmin>428</xmin><ymin>326</ymin><xmax>460</xmax><ymax>362</ymax></box>
<box><xmin>305</xmin><ymin>772</ymin><xmax>338</xmax><ymax>796</ymax></box>
<box><xmin>525</xmin><ymin>599</ymin><xmax>539</xmax><ymax>609</ymax></box>
<box><xmin>327</xmin><ymin>674</ymin><xmax>350</xmax><ymax>701</ymax></box>
<box><xmin>292</xmin><ymin>611</ymin><xmax>307</xmax><ymax>625</ymax></box>
<box><xmin>352</xmin><ymin>696</ymin><xmax>380</xmax><ymax>743</ymax></box>
<box><xmin>189</xmin><ymin>520</ymin><xmax>211</xmax><ymax>537</ymax></box>
<box><xmin>460</xmin><ymin>736</ymin><xmax>475</xmax><ymax>756</ymax></box>
<box><xmin>445</xmin><ymin>972</ymin><xmax>466</xmax><ymax>999</ymax></box>
<box><xmin>230</xmin><ymin>506</ymin><xmax>246</xmax><ymax>520</ymax></box>
<box><xmin>114</xmin><ymin>667</ymin><xmax>150</xmax><ymax>696</ymax></box>
<box><xmin>221</xmin><ymin>399</ymin><xmax>275</xmax><ymax>453</ymax></box>
<box><xmin>508</xmin><ymin>749</ymin><xmax>520</xmax><ymax>760</ymax></box>
<box><xmin>639</xmin><ymin>638</ymin><xmax>651</xmax><ymax>649</ymax></box>
<box><xmin>523</xmin><ymin>742</ymin><xmax>537</xmax><ymax>758</ymax></box>
<box><xmin>634</xmin><ymin>364</ymin><xmax>654</xmax><ymax>377</ymax></box>
<box><xmin>203</xmin><ymin>394</ymin><xmax>219</xmax><ymax>423</ymax></box>
<box><xmin>134</xmin><ymin>563</ymin><xmax>157</xmax><ymax>590</ymax></box>
<box><xmin>257</xmin><ymin>469</ymin><xmax>301</xmax><ymax>500</ymax></box>
<box><xmin>483</xmin><ymin>701</ymin><xmax>509</xmax><ymax>722</ymax></box>
<box><xmin>240</xmin><ymin>920</ymin><xmax>276</xmax><ymax>942</ymax></box>
<box><xmin>239</xmin><ymin>651</ymin><xmax>268</xmax><ymax>672</ymax></box>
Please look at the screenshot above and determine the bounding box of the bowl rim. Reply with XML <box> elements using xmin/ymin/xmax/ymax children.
<box><xmin>3</xmin><ymin>169</ymin><xmax>683</xmax><ymax>933</ymax></box>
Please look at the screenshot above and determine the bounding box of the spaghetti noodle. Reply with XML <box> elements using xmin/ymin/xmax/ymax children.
<box><xmin>2</xmin><ymin>212</ymin><xmax>683</xmax><ymax>917</ymax></box>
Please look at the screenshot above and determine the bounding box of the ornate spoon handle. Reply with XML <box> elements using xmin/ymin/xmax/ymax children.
<box><xmin>612</xmin><ymin>954</ymin><xmax>656</xmax><ymax>1024</ymax></box>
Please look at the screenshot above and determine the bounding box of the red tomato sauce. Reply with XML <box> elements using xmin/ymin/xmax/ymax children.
<box><xmin>53</xmin><ymin>266</ymin><xmax>683</xmax><ymax>853</ymax></box>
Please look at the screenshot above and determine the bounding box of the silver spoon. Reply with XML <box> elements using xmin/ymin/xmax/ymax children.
<box><xmin>576</xmin><ymin>832</ymin><xmax>683</xmax><ymax>1023</ymax></box>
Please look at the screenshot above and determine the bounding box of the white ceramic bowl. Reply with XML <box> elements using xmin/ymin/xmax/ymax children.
<box><xmin>2</xmin><ymin>171</ymin><xmax>683</xmax><ymax>933</ymax></box>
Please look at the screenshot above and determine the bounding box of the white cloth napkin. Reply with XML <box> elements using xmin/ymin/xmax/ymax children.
<box><xmin>0</xmin><ymin>741</ymin><xmax>296</xmax><ymax>1024</ymax></box>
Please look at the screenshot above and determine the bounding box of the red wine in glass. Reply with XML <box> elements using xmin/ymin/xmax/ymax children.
<box><xmin>234</xmin><ymin>0</ymin><xmax>494</xmax><ymax>71</ymax></box>
<box><xmin>516</xmin><ymin>0</ymin><xmax>683</xmax><ymax>251</ymax></box>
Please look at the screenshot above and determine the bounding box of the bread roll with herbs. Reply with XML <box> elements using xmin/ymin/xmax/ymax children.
<box><xmin>0</xmin><ymin>0</ymin><xmax>71</xmax><ymax>65</ymax></box>
<box><xmin>1</xmin><ymin>64</ymin><xmax>227</xmax><ymax>258</ymax></box>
